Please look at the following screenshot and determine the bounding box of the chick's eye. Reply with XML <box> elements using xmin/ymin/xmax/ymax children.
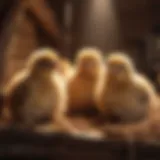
<box><xmin>108</xmin><ymin>64</ymin><xmax>125</xmax><ymax>74</ymax></box>
<box><xmin>52</xmin><ymin>61</ymin><xmax>58</xmax><ymax>68</ymax></box>
<box><xmin>87</xmin><ymin>61</ymin><xmax>96</xmax><ymax>67</ymax></box>
<box><xmin>118</xmin><ymin>65</ymin><xmax>125</xmax><ymax>71</ymax></box>
<box><xmin>45</xmin><ymin>61</ymin><xmax>54</xmax><ymax>67</ymax></box>
<box><xmin>39</xmin><ymin>60</ymin><xmax>58</xmax><ymax>68</ymax></box>
<box><xmin>81</xmin><ymin>61</ymin><xmax>91</xmax><ymax>68</ymax></box>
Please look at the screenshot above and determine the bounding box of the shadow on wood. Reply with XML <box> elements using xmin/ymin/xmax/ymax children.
<box><xmin>0</xmin><ymin>127</ymin><xmax>159</xmax><ymax>160</ymax></box>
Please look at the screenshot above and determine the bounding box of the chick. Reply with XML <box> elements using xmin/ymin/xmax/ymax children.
<box><xmin>96</xmin><ymin>52</ymin><xmax>158</xmax><ymax>123</ymax></box>
<box><xmin>68</xmin><ymin>47</ymin><xmax>104</xmax><ymax>116</ymax></box>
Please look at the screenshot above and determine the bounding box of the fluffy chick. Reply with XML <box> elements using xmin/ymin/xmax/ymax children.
<box><xmin>95</xmin><ymin>52</ymin><xmax>159</xmax><ymax>123</ymax></box>
<box><xmin>68</xmin><ymin>47</ymin><xmax>104</xmax><ymax>116</ymax></box>
<box><xmin>4</xmin><ymin>48</ymin><xmax>76</xmax><ymax>132</ymax></box>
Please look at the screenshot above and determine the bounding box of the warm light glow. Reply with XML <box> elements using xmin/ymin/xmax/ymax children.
<box><xmin>91</xmin><ymin>0</ymin><xmax>110</xmax><ymax>15</ymax></box>
<box><xmin>82</xmin><ymin>0</ymin><xmax>121</xmax><ymax>50</ymax></box>
<box><xmin>64</xmin><ymin>1</ymin><xmax>72</xmax><ymax>29</ymax></box>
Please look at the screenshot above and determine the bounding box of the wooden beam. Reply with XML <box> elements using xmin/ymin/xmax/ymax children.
<box><xmin>26</xmin><ymin>0</ymin><xmax>61</xmax><ymax>39</ymax></box>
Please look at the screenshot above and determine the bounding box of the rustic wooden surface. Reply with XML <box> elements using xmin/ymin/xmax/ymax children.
<box><xmin>0</xmin><ymin>127</ymin><xmax>159</xmax><ymax>160</ymax></box>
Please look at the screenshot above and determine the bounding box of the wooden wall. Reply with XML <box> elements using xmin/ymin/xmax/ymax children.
<box><xmin>70</xmin><ymin>0</ymin><xmax>160</xmax><ymax>74</ymax></box>
<box><xmin>0</xmin><ymin>0</ymin><xmax>159</xmax><ymax>85</ymax></box>
<box><xmin>0</xmin><ymin>0</ymin><xmax>65</xmax><ymax>86</ymax></box>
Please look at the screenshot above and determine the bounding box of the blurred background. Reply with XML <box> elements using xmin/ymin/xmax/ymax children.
<box><xmin>0</xmin><ymin>0</ymin><xmax>159</xmax><ymax>89</ymax></box>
